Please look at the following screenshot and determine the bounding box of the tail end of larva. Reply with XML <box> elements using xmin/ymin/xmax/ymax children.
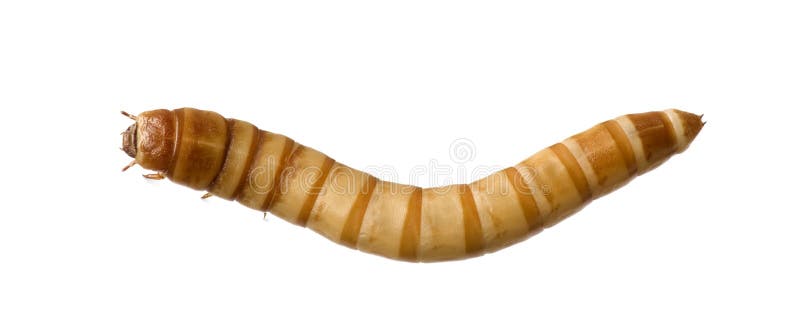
<box><xmin>668</xmin><ymin>109</ymin><xmax>704</xmax><ymax>153</ymax></box>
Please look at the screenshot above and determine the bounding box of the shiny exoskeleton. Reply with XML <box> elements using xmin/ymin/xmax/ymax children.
<box><xmin>121</xmin><ymin>108</ymin><xmax>703</xmax><ymax>262</ymax></box>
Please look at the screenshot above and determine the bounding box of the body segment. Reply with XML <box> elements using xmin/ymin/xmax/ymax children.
<box><xmin>122</xmin><ymin>108</ymin><xmax>703</xmax><ymax>262</ymax></box>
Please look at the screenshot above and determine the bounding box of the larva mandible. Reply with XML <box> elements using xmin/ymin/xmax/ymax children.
<box><xmin>120</xmin><ymin>108</ymin><xmax>703</xmax><ymax>262</ymax></box>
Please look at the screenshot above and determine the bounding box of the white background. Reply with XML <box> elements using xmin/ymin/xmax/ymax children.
<box><xmin>1</xmin><ymin>1</ymin><xmax>798</xmax><ymax>332</ymax></box>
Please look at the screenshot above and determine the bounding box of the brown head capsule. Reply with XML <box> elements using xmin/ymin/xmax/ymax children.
<box><xmin>120</xmin><ymin>107</ymin><xmax>704</xmax><ymax>262</ymax></box>
<box><xmin>121</xmin><ymin>122</ymin><xmax>137</xmax><ymax>158</ymax></box>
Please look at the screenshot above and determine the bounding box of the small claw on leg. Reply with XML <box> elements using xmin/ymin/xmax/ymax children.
<box><xmin>201</xmin><ymin>193</ymin><xmax>213</xmax><ymax>199</ymax></box>
<box><xmin>143</xmin><ymin>172</ymin><xmax>165</xmax><ymax>180</ymax></box>
<box><xmin>121</xmin><ymin>160</ymin><xmax>136</xmax><ymax>172</ymax></box>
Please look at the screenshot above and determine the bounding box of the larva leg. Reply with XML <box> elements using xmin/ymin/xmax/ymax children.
<box><xmin>143</xmin><ymin>172</ymin><xmax>165</xmax><ymax>180</ymax></box>
<box><xmin>121</xmin><ymin>160</ymin><xmax>136</xmax><ymax>172</ymax></box>
<box><xmin>201</xmin><ymin>193</ymin><xmax>213</xmax><ymax>199</ymax></box>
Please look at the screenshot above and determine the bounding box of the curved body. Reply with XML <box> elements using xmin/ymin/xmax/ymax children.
<box><xmin>121</xmin><ymin>108</ymin><xmax>703</xmax><ymax>262</ymax></box>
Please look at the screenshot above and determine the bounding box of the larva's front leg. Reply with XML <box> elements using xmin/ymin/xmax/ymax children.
<box><xmin>120</xmin><ymin>107</ymin><xmax>703</xmax><ymax>262</ymax></box>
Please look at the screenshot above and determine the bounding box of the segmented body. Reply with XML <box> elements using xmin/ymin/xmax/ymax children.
<box><xmin>122</xmin><ymin>108</ymin><xmax>703</xmax><ymax>262</ymax></box>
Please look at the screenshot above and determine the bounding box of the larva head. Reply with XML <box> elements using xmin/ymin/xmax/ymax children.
<box><xmin>120</xmin><ymin>109</ymin><xmax>176</xmax><ymax>172</ymax></box>
<box><xmin>121</xmin><ymin>123</ymin><xmax>137</xmax><ymax>158</ymax></box>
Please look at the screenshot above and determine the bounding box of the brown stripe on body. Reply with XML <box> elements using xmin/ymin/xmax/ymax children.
<box><xmin>627</xmin><ymin>112</ymin><xmax>677</xmax><ymax>163</ymax></box>
<box><xmin>260</xmin><ymin>139</ymin><xmax>298</xmax><ymax>212</ymax></box>
<box><xmin>399</xmin><ymin>187</ymin><xmax>422</xmax><ymax>261</ymax></box>
<box><xmin>166</xmin><ymin>109</ymin><xmax>185</xmax><ymax>177</ymax></box>
<box><xmin>570</xmin><ymin>124</ymin><xmax>636</xmax><ymax>196</ymax></box>
<box><xmin>234</xmin><ymin>131</ymin><xmax>290</xmax><ymax>210</ymax></box>
<box><xmin>601</xmin><ymin>120</ymin><xmax>638</xmax><ymax>176</ymax></box>
<box><xmin>458</xmin><ymin>185</ymin><xmax>484</xmax><ymax>255</ymax></box>
<box><xmin>549</xmin><ymin>143</ymin><xmax>593</xmax><ymax>202</ymax></box>
<box><xmin>503</xmin><ymin>167</ymin><xmax>542</xmax><ymax>231</ymax></box>
<box><xmin>339</xmin><ymin>176</ymin><xmax>378</xmax><ymax>248</ymax></box>
<box><xmin>295</xmin><ymin>156</ymin><xmax>335</xmax><ymax>226</ymax></box>
<box><xmin>166</xmin><ymin>108</ymin><xmax>229</xmax><ymax>190</ymax></box>
<box><xmin>229</xmin><ymin>123</ymin><xmax>262</xmax><ymax>199</ymax></box>
<box><xmin>205</xmin><ymin>119</ymin><xmax>235</xmax><ymax>191</ymax></box>
<box><xmin>356</xmin><ymin>182</ymin><xmax>416</xmax><ymax>259</ymax></box>
<box><xmin>206</xmin><ymin>120</ymin><xmax>262</xmax><ymax>199</ymax></box>
<box><xmin>658</xmin><ymin>112</ymin><xmax>679</xmax><ymax>151</ymax></box>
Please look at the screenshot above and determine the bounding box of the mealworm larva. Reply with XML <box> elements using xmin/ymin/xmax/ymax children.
<box><xmin>120</xmin><ymin>107</ymin><xmax>703</xmax><ymax>262</ymax></box>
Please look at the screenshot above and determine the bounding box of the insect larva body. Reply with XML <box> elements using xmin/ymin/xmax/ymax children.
<box><xmin>121</xmin><ymin>107</ymin><xmax>703</xmax><ymax>262</ymax></box>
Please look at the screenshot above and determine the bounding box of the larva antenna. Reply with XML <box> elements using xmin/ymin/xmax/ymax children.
<box><xmin>121</xmin><ymin>111</ymin><xmax>137</xmax><ymax>120</ymax></box>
